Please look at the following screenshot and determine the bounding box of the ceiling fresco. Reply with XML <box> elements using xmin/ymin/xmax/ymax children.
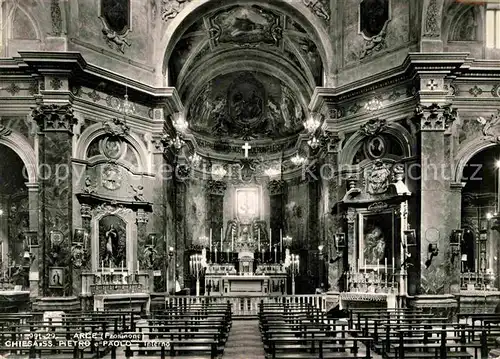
<box><xmin>187</xmin><ymin>71</ymin><xmax>305</xmax><ymax>140</ymax></box>
<box><xmin>168</xmin><ymin>5</ymin><xmax>323</xmax><ymax>93</ymax></box>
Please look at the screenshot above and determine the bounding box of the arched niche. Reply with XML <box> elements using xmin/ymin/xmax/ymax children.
<box><xmin>75</xmin><ymin>122</ymin><xmax>150</xmax><ymax>174</ymax></box>
<box><xmin>339</xmin><ymin>122</ymin><xmax>413</xmax><ymax>167</ymax></box>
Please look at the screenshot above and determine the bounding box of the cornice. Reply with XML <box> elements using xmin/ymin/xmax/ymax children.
<box><xmin>13</xmin><ymin>52</ymin><xmax>183</xmax><ymax>113</ymax></box>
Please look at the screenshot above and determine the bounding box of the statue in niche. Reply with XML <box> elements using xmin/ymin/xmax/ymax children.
<box><xmin>83</xmin><ymin>176</ymin><xmax>96</xmax><ymax>194</ymax></box>
<box><xmin>104</xmin><ymin>225</ymin><xmax>119</xmax><ymax>263</ymax></box>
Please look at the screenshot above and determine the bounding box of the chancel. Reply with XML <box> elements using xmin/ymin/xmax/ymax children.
<box><xmin>0</xmin><ymin>0</ymin><xmax>500</xmax><ymax>358</ymax></box>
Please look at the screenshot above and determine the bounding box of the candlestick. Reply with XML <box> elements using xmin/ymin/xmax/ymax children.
<box><xmin>280</xmin><ymin>229</ymin><xmax>283</xmax><ymax>254</ymax></box>
<box><xmin>269</xmin><ymin>228</ymin><xmax>272</xmax><ymax>253</ymax></box>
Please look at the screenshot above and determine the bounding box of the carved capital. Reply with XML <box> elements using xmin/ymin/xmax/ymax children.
<box><xmin>136</xmin><ymin>209</ymin><xmax>149</xmax><ymax>224</ymax></box>
<box><xmin>346</xmin><ymin>208</ymin><xmax>357</xmax><ymax>223</ymax></box>
<box><xmin>414</xmin><ymin>103</ymin><xmax>458</xmax><ymax>131</ymax></box>
<box><xmin>267</xmin><ymin>180</ymin><xmax>287</xmax><ymax>195</ymax></box>
<box><xmin>31</xmin><ymin>104</ymin><xmax>77</xmax><ymax>133</ymax></box>
<box><xmin>0</xmin><ymin>125</ymin><xmax>12</xmax><ymax>137</ymax></box>
<box><xmin>206</xmin><ymin>180</ymin><xmax>227</xmax><ymax>195</ymax></box>
<box><xmin>359</xmin><ymin>118</ymin><xmax>387</xmax><ymax>137</ymax></box>
<box><xmin>80</xmin><ymin>204</ymin><xmax>92</xmax><ymax>219</ymax></box>
<box><xmin>320</xmin><ymin>130</ymin><xmax>344</xmax><ymax>153</ymax></box>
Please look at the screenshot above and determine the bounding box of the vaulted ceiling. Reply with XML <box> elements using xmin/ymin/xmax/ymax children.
<box><xmin>167</xmin><ymin>4</ymin><xmax>324</xmax><ymax>142</ymax></box>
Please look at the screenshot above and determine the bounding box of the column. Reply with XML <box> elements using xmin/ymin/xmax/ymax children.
<box><xmin>175</xmin><ymin>180</ymin><xmax>186</xmax><ymax>288</ymax></box>
<box><xmin>206</xmin><ymin>180</ymin><xmax>227</xmax><ymax>262</ymax></box>
<box><xmin>32</xmin><ymin>103</ymin><xmax>77</xmax><ymax>297</ymax></box>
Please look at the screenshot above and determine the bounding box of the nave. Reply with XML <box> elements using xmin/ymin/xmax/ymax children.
<box><xmin>0</xmin><ymin>301</ymin><xmax>499</xmax><ymax>359</ymax></box>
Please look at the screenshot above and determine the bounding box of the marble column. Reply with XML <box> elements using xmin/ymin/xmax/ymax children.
<box><xmin>415</xmin><ymin>101</ymin><xmax>459</xmax><ymax>296</ymax></box>
<box><xmin>136</xmin><ymin>209</ymin><xmax>149</xmax><ymax>271</ymax></box>
<box><xmin>267</xmin><ymin>180</ymin><xmax>286</xmax><ymax>262</ymax></box>
<box><xmin>175</xmin><ymin>181</ymin><xmax>186</xmax><ymax>288</ymax></box>
<box><xmin>206</xmin><ymin>180</ymin><xmax>227</xmax><ymax>261</ymax></box>
<box><xmin>32</xmin><ymin>103</ymin><xmax>77</xmax><ymax>297</ymax></box>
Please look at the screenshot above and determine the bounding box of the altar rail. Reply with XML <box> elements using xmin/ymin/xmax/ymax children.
<box><xmin>164</xmin><ymin>294</ymin><xmax>327</xmax><ymax>317</ymax></box>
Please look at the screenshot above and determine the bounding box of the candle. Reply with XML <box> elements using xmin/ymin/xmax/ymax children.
<box><xmin>269</xmin><ymin>228</ymin><xmax>272</xmax><ymax>253</ymax></box>
<box><xmin>364</xmin><ymin>259</ymin><xmax>367</xmax><ymax>274</ymax></box>
<box><xmin>280</xmin><ymin>229</ymin><xmax>283</xmax><ymax>253</ymax></box>
<box><xmin>137</xmin><ymin>260</ymin><xmax>139</xmax><ymax>271</ymax></box>
<box><xmin>258</xmin><ymin>230</ymin><xmax>261</xmax><ymax>252</ymax></box>
<box><xmin>274</xmin><ymin>246</ymin><xmax>277</xmax><ymax>263</ymax></box>
<box><xmin>227</xmin><ymin>248</ymin><xmax>230</xmax><ymax>262</ymax></box>
<box><xmin>221</xmin><ymin>238</ymin><xmax>223</xmax><ymax>253</ymax></box>
<box><xmin>392</xmin><ymin>257</ymin><xmax>395</xmax><ymax>271</ymax></box>
<box><xmin>215</xmin><ymin>247</ymin><xmax>218</xmax><ymax>263</ymax></box>
<box><xmin>220</xmin><ymin>228</ymin><xmax>223</xmax><ymax>243</ymax></box>
<box><xmin>385</xmin><ymin>258</ymin><xmax>387</xmax><ymax>274</ymax></box>
<box><xmin>121</xmin><ymin>260</ymin><xmax>124</xmax><ymax>272</ymax></box>
<box><xmin>231</xmin><ymin>231</ymin><xmax>234</xmax><ymax>252</ymax></box>
<box><xmin>210</xmin><ymin>228</ymin><xmax>212</xmax><ymax>245</ymax></box>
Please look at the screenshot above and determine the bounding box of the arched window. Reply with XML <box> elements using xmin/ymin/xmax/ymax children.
<box><xmin>486</xmin><ymin>4</ymin><xmax>500</xmax><ymax>48</ymax></box>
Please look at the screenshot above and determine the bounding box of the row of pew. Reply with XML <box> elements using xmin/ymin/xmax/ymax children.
<box><xmin>350</xmin><ymin>308</ymin><xmax>500</xmax><ymax>359</ymax></box>
<box><xmin>0</xmin><ymin>302</ymin><xmax>232</xmax><ymax>358</ymax></box>
<box><xmin>259</xmin><ymin>301</ymin><xmax>373</xmax><ymax>359</ymax></box>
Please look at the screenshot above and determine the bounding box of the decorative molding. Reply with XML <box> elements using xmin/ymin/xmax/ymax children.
<box><xmin>424</xmin><ymin>0</ymin><xmax>440</xmax><ymax>38</ymax></box>
<box><xmin>161</xmin><ymin>0</ymin><xmax>191</xmax><ymax>21</ymax></box>
<box><xmin>477</xmin><ymin>110</ymin><xmax>500</xmax><ymax>143</ymax></box>
<box><xmin>414</xmin><ymin>103</ymin><xmax>457</xmax><ymax>131</ymax></box>
<box><xmin>367</xmin><ymin>201</ymin><xmax>389</xmax><ymax>212</ymax></box>
<box><xmin>5</xmin><ymin>83</ymin><xmax>20</xmax><ymax>95</ymax></box>
<box><xmin>102</xmin><ymin>118</ymin><xmax>130</xmax><ymax>138</ymax></box>
<box><xmin>80</xmin><ymin>204</ymin><xmax>92</xmax><ymax>218</ymax></box>
<box><xmin>320</xmin><ymin>130</ymin><xmax>344</xmax><ymax>153</ymax></box>
<box><xmin>492</xmin><ymin>84</ymin><xmax>500</xmax><ymax>98</ymax></box>
<box><xmin>360</xmin><ymin>22</ymin><xmax>389</xmax><ymax>59</ymax></box>
<box><xmin>136</xmin><ymin>209</ymin><xmax>149</xmax><ymax>224</ymax></box>
<box><xmin>0</xmin><ymin>125</ymin><xmax>12</xmax><ymax>137</ymax></box>
<box><xmin>98</xmin><ymin>16</ymin><xmax>131</xmax><ymax>54</ymax></box>
<box><xmin>31</xmin><ymin>104</ymin><xmax>77</xmax><ymax>133</ymax></box>
<box><xmin>469</xmin><ymin>85</ymin><xmax>483</xmax><ymax>97</ymax></box>
<box><xmin>346</xmin><ymin>208</ymin><xmax>357</xmax><ymax>223</ymax></box>
<box><xmin>50</xmin><ymin>77</ymin><xmax>63</xmax><ymax>90</ymax></box>
<box><xmin>50</xmin><ymin>0</ymin><xmax>62</xmax><ymax>36</ymax></box>
<box><xmin>206</xmin><ymin>180</ymin><xmax>227</xmax><ymax>196</ymax></box>
<box><xmin>267</xmin><ymin>180</ymin><xmax>287</xmax><ymax>195</ymax></box>
<box><xmin>359</xmin><ymin>118</ymin><xmax>388</xmax><ymax>137</ymax></box>
<box><xmin>302</xmin><ymin>0</ymin><xmax>330</xmax><ymax>21</ymax></box>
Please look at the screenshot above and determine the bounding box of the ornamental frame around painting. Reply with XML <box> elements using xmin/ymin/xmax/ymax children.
<box><xmin>48</xmin><ymin>267</ymin><xmax>64</xmax><ymax>288</ymax></box>
<box><xmin>358</xmin><ymin>0</ymin><xmax>391</xmax><ymax>40</ymax></box>
<box><xmin>357</xmin><ymin>208</ymin><xmax>395</xmax><ymax>270</ymax></box>
<box><xmin>99</xmin><ymin>0</ymin><xmax>132</xmax><ymax>35</ymax></box>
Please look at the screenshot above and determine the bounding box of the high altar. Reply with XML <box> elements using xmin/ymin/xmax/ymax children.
<box><xmin>204</xmin><ymin>220</ymin><xmax>287</xmax><ymax>296</ymax></box>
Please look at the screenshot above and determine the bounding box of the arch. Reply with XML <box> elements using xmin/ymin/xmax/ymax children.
<box><xmin>0</xmin><ymin>132</ymin><xmax>37</xmax><ymax>183</ymax></box>
<box><xmin>181</xmin><ymin>55</ymin><xmax>312</xmax><ymax>112</ymax></box>
<box><xmin>7</xmin><ymin>4</ymin><xmax>42</xmax><ymax>40</ymax></box>
<box><xmin>76</xmin><ymin>123</ymin><xmax>151</xmax><ymax>174</ymax></box>
<box><xmin>454</xmin><ymin>138</ymin><xmax>497</xmax><ymax>183</ymax></box>
<box><xmin>442</xmin><ymin>2</ymin><xmax>482</xmax><ymax>43</ymax></box>
<box><xmin>339</xmin><ymin>122</ymin><xmax>414</xmax><ymax>166</ymax></box>
<box><xmin>158</xmin><ymin>0</ymin><xmax>334</xmax><ymax>86</ymax></box>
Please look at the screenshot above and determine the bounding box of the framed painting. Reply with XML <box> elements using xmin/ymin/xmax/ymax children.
<box><xmin>48</xmin><ymin>267</ymin><xmax>64</xmax><ymax>288</ymax></box>
<box><xmin>358</xmin><ymin>209</ymin><xmax>394</xmax><ymax>269</ymax></box>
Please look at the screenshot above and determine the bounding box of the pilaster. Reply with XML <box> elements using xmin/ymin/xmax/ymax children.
<box><xmin>32</xmin><ymin>102</ymin><xmax>77</xmax><ymax>298</ymax></box>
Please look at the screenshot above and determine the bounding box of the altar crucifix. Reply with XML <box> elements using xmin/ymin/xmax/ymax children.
<box><xmin>242</xmin><ymin>142</ymin><xmax>251</xmax><ymax>158</ymax></box>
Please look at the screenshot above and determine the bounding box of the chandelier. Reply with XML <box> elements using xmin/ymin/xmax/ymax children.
<box><xmin>211</xmin><ymin>164</ymin><xmax>227</xmax><ymax>180</ymax></box>
<box><xmin>364</xmin><ymin>98</ymin><xmax>383</xmax><ymax>111</ymax></box>
<box><xmin>290</xmin><ymin>154</ymin><xmax>306</xmax><ymax>166</ymax></box>
<box><xmin>172</xmin><ymin>114</ymin><xmax>189</xmax><ymax>133</ymax></box>
<box><xmin>189</xmin><ymin>153</ymin><xmax>202</xmax><ymax>167</ymax></box>
<box><xmin>303</xmin><ymin>115</ymin><xmax>321</xmax><ymax>133</ymax></box>
<box><xmin>118</xmin><ymin>87</ymin><xmax>136</xmax><ymax>118</ymax></box>
<box><xmin>307</xmin><ymin>136</ymin><xmax>320</xmax><ymax>149</ymax></box>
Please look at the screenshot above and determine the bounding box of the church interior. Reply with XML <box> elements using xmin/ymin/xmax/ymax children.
<box><xmin>0</xmin><ymin>0</ymin><xmax>500</xmax><ymax>358</ymax></box>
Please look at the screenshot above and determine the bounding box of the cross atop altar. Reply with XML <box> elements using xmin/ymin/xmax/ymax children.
<box><xmin>242</xmin><ymin>142</ymin><xmax>251</xmax><ymax>158</ymax></box>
